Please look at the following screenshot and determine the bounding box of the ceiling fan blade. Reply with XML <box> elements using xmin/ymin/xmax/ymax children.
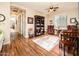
<box><xmin>54</xmin><ymin>7</ymin><xmax>59</xmax><ymax>9</ymax></box>
<box><xmin>50</xmin><ymin>6</ymin><xmax>53</xmax><ymax>9</ymax></box>
<box><xmin>53</xmin><ymin>9</ymin><xmax>56</xmax><ymax>12</ymax></box>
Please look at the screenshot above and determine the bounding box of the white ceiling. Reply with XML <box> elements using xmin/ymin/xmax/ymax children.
<box><xmin>11</xmin><ymin>2</ymin><xmax>78</xmax><ymax>14</ymax></box>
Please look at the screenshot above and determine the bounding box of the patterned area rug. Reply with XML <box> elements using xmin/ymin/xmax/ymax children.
<box><xmin>33</xmin><ymin>35</ymin><xmax>60</xmax><ymax>51</ymax></box>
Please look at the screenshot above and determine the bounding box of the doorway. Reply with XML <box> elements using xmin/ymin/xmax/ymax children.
<box><xmin>10</xmin><ymin>6</ymin><xmax>26</xmax><ymax>40</ymax></box>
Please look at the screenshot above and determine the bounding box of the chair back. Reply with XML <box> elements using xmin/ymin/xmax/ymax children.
<box><xmin>61</xmin><ymin>31</ymin><xmax>77</xmax><ymax>44</ymax></box>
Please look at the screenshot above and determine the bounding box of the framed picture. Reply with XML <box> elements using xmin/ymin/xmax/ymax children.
<box><xmin>70</xmin><ymin>17</ymin><xmax>76</xmax><ymax>23</ymax></box>
<box><xmin>28</xmin><ymin>17</ymin><xmax>33</xmax><ymax>24</ymax></box>
<box><xmin>50</xmin><ymin>20</ymin><xmax>53</xmax><ymax>24</ymax></box>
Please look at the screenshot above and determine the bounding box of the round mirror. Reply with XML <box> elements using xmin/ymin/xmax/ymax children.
<box><xmin>0</xmin><ymin>14</ymin><xmax>5</xmax><ymax>22</ymax></box>
<box><xmin>71</xmin><ymin>19</ymin><xmax>75</xmax><ymax>23</ymax></box>
<box><xmin>70</xmin><ymin>18</ymin><xmax>76</xmax><ymax>23</ymax></box>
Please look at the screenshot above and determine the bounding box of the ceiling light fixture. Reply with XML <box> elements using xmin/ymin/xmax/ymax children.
<box><xmin>47</xmin><ymin>3</ymin><xmax>59</xmax><ymax>12</ymax></box>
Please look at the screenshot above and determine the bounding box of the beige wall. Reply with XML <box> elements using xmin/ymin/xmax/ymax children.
<box><xmin>25</xmin><ymin>8</ymin><xmax>35</xmax><ymax>38</ymax></box>
<box><xmin>0</xmin><ymin>2</ymin><xmax>10</xmax><ymax>45</ymax></box>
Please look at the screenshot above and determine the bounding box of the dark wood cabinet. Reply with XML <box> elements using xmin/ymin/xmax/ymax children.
<box><xmin>34</xmin><ymin>15</ymin><xmax>45</xmax><ymax>36</ymax></box>
<box><xmin>47</xmin><ymin>25</ymin><xmax>54</xmax><ymax>35</ymax></box>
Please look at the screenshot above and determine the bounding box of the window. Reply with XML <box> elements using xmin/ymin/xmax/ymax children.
<box><xmin>54</xmin><ymin>16</ymin><xmax>67</xmax><ymax>30</ymax></box>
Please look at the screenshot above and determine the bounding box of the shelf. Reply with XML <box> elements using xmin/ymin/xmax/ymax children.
<box><xmin>35</xmin><ymin>15</ymin><xmax>45</xmax><ymax>36</ymax></box>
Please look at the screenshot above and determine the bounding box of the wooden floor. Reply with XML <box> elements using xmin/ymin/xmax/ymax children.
<box><xmin>0</xmin><ymin>34</ymin><xmax>62</xmax><ymax>56</ymax></box>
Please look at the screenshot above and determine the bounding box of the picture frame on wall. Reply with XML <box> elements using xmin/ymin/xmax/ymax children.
<box><xmin>70</xmin><ymin>17</ymin><xmax>76</xmax><ymax>23</ymax></box>
<box><xmin>28</xmin><ymin>17</ymin><xmax>33</xmax><ymax>24</ymax></box>
<box><xmin>50</xmin><ymin>20</ymin><xmax>53</xmax><ymax>24</ymax></box>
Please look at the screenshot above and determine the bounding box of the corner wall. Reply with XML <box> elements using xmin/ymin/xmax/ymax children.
<box><xmin>0</xmin><ymin>2</ymin><xmax>10</xmax><ymax>45</ymax></box>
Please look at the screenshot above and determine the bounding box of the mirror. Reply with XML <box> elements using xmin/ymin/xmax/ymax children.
<box><xmin>70</xmin><ymin>17</ymin><xmax>76</xmax><ymax>23</ymax></box>
<box><xmin>0</xmin><ymin>14</ymin><xmax>5</xmax><ymax>22</ymax></box>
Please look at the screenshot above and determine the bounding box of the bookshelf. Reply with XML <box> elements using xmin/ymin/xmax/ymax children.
<box><xmin>34</xmin><ymin>15</ymin><xmax>45</xmax><ymax>36</ymax></box>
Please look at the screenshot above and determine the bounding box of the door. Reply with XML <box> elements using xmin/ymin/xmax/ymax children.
<box><xmin>16</xmin><ymin>11</ymin><xmax>26</xmax><ymax>36</ymax></box>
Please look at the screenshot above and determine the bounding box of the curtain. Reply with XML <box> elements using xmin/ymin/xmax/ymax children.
<box><xmin>54</xmin><ymin>16</ymin><xmax>67</xmax><ymax>30</ymax></box>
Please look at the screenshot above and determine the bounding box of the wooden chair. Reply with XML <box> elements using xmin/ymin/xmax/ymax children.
<box><xmin>59</xmin><ymin>31</ymin><xmax>77</xmax><ymax>56</ymax></box>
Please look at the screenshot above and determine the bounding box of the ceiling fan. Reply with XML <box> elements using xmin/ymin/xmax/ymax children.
<box><xmin>44</xmin><ymin>3</ymin><xmax>59</xmax><ymax>13</ymax></box>
<box><xmin>48</xmin><ymin>6</ymin><xmax>59</xmax><ymax>12</ymax></box>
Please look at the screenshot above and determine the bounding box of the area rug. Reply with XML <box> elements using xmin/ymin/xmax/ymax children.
<box><xmin>33</xmin><ymin>35</ymin><xmax>60</xmax><ymax>51</ymax></box>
